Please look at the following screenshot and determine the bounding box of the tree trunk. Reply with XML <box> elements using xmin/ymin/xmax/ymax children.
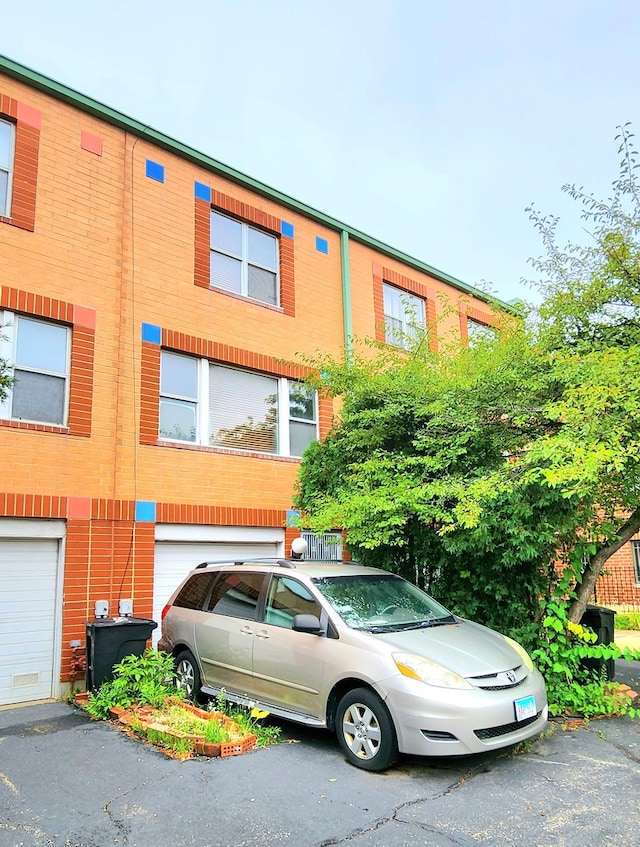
<box><xmin>568</xmin><ymin>507</ymin><xmax>640</xmax><ymax>623</ymax></box>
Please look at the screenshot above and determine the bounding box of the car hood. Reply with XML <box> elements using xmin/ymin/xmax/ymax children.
<box><xmin>374</xmin><ymin>619</ymin><xmax>521</xmax><ymax>678</ymax></box>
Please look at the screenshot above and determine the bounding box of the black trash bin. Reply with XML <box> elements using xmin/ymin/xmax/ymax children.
<box><xmin>580</xmin><ymin>604</ymin><xmax>616</xmax><ymax>681</ymax></box>
<box><xmin>85</xmin><ymin>617</ymin><xmax>157</xmax><ymax>690</ymax></box>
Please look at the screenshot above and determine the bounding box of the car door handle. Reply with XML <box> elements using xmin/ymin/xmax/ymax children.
<box><xmin>255</xmin><ymin>630</ymin><xmax>269</xmax><ymax>640</ymax></box>
<box><xmin>240</xmin><ymin>625</ymin><xmax>254</xmax><ymax>635</ymax></box>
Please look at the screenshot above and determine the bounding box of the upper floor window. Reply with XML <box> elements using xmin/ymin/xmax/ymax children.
<box><xmin>467</xmin><ymin>318</ymin><xmax>496</xmax><ymax>346</ymax></box>
<box><xmin>383</xmin><ymin>283</ymin><xmax>425</xmax><ymax>349</ymax></box>
<box><xmin>0</xmin><ymin>313</ymin><xmax>70</xmax><ymax>425</ymax></box>
<box><xmin>210</xmin><ymin>211</ymin><xmax>279</xmax><ymax>306</ymax></box>
<box><xmin>159</xmin><ymin>351</ymin><xmax>317</xmax><ymax>457</ymax></box>
<box><xmin>0</xmin><ymin>118</ymin><xmax>15</xmax><ymax>217</ymax></box>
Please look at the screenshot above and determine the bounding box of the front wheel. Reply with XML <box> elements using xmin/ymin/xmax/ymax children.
<box><xmin>174</xmin><ymin>650</ymin><xmax>202</xmax><ymax>701</ymax></box>
<box><xmin>335</xmin><ymin>687</ymin><xmax>398</xmax><ymax>771</ymax></box>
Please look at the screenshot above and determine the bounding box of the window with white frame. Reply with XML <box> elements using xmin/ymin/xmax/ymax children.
<box><xmin>632</xmin><ymin>541</ymin><xmax>640</xmax><ymax>584</ymax></box>
<box><xmin>159</xmin><ymin>351</ymin><xmax>317</xmax><ymax>457</ymax></box>
<box><xmin>0</xmin><ymin>118</ymin><xmax>15</xmax><ymax>217</ymax></box>
<box><xmin>383</xmin><ymin>283</ymin><xmax>425</xmax><ymax>349</ymax></box>
<box><xmin>210</xmin><ymin>210</ymin><xmax>279</xmax><ymax>306</ymax></box>
<box><xmin>467</xmin><ymin>318</ymin><xmax>496</xmax><ymax>345</ymax></box>
<box><xmin>159</xmin><ymin>351</ymin><xmax>198</xmax><ymax>442</ymax></box>
<box><xmin>0</xmin><ymin>313</ymin><xmax>70</xmax><ymax>425</ymax></box>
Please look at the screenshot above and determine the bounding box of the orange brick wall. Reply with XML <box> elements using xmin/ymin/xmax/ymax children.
<box><xmin>8</xmin><ymin>65</ymin><xmax>621</xmax><ymax>700</ymax></box>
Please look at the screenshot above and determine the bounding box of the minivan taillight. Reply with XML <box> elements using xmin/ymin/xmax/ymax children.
<box><xmin>161</xmin><ymin>604</ymin><xmax>171</xmax><ymax>620</ymax></box>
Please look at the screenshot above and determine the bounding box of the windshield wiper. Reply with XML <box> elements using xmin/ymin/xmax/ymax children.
<box><xmin>398</xmin><ymin>616</ymin><xmax>457</xmax><ymax>631</ymax></box>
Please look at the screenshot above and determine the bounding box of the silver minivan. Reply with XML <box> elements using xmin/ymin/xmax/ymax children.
<box><xmin>158</xmin><ymin>558</ymin><xmax>547</xmax><ymax>771</ymax></box>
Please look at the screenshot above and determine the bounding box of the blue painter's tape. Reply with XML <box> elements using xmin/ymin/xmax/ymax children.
<box><xmin>281</xmin><ymin>220</ymin><xmax>294</xmax><ymax>238</ymax></box>
<box><xmin>145</xmin><ymin>159</ymin><xmax>165</xmax><ymax>182</ymax></box>
<box><xmin>195</xmin><ymin>181</ymin><xmax>211</xmax><ymax>201</ymax></box>
<box><xmin>141</xmin><ymin>323</ymin><xmax>162</xmax><ymax>344</ymax></box>
<box><xmin>316</xmin><ymin>237</ymin><xmax>329</xmax><ymax>254</ymax></box>
<box><xmin>135</xmin><ymin>501</ymin><xmax>156</xmax><ymax>523</ymax></box>
<box><xmin>286</xmin><ymin>510</ymin><xmax>301</xmax><ymax>528</ymax></box>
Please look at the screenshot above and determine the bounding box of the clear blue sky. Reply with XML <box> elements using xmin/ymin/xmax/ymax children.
<box><xmin>2</xmin><ymin>0</ymin><xmax>638</xmax><ymax>304</ymax></box>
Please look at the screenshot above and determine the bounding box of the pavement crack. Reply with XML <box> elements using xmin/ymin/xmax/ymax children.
<box><xmin>314</xmin><ymin>765</ymin><xmax>483</xmax><ymax>846</ymax></box>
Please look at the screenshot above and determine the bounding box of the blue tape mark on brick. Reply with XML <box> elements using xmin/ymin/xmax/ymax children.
<box><xmin>141</xmin><ymin>323</ymin><xmax>162</xmax><ymax>344</ymax></box>
<box><xmin>145</xmin><ymin>160</ymin><xmax>165</xmax><ymax>182</ymax></box>
<box><xmin>135</xmin><ymin>501</ymin><xmax>156</xmax><ymax>523</ymax></box>
<box><xmin>316</xmin><ymin>237</ymin><xmax>329</xmax><ymax>254</ymax></box>
<box><xmin>281</xmin><ymin>220</ymin><xmax>294</xmax><ymax>238</ymax></box>
<box><xmin>195</xmin><ymin>181</ymin><xmax>211</xmax><ymax>201</ymax></box>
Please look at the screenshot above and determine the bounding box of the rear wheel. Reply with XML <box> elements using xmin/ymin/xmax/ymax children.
<box><xmin>174</xmin><ymin>650</ymin><xmax>201</xmax><ymax>701</ymax></box>
<box><xmin>336</xmin><ymin>687</ymin><xmax>398</xmax><ymax>771</ymax></box>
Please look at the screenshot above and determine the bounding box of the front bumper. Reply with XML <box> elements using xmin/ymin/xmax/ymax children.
<box><xmin>378</xmin><ymin>668</ymin><xmax>548</xmax><ymax>757</ymax></box>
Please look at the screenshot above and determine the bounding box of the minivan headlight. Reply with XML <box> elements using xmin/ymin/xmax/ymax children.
<box><xmin>393</xmin><ymin>653</ymin><xmax>473</xmax><ymax>690</ymax></box>
<box><xmin>503</xmin><ymin>636</ymin><xmax>534</xmax><ymax>671</ymax></box>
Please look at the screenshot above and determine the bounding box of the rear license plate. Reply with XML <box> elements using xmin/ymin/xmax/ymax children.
<box><xmin>514</xmin><ymin>694</ymin><xmax>537</xmax><ymax>721</ymax></box>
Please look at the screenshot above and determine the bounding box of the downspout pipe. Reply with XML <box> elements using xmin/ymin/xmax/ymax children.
<box><xmin>340</xmin><ymin>230</ymin><xmax>353</xmax><ymax>359</ymax></box>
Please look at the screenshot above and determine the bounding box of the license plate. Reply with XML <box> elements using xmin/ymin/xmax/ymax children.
<box><xmin>514</xmin><ymin>694</ymin><xmax>537</xmax><ymax>721</ymax></box>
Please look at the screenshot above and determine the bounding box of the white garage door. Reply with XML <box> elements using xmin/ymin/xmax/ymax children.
<box><xmin>0</xmin><ymin>538</ymin><xmax>60</xmax><ymax>706</ymax></box>
<box><xmin>153</xmin><ymin>541</ymin><xmax>280</xmax><ymax>645</ymax></box>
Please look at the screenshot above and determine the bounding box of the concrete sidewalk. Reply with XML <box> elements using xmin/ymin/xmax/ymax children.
<box><xmin>615</xmin><ymin>629</ymin><xmax>640</xmax><ymax>651</ymax></box>
<box><xmin>1</xmin><ymin>663</ymin><xmax>639</xmax><ymax>847</ymax></box>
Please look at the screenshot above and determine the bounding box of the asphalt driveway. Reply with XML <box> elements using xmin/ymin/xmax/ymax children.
<box><xmin>1</xmin><ymin>661</ymin><xmax>639</xmax><ymax>847</ymax></box>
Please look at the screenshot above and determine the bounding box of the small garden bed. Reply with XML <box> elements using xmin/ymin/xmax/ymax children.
<box><xmin>108</xmin><ymin>697</ymin><xmax>258</xmax><ymax>759</ymax></box>
<box><xmin>75</xmin><ymin>649</ymin><xmax>279</xmax><ymax>760</ymax></box>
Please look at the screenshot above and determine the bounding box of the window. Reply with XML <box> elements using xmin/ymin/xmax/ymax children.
<box><xmin>173</xmin><ymin>573</ymin><xmax>216</xmax><ymax>610</ymax></box>
<box><xmin>0</xmin><ymin>313</ymin><xmax>70</xmax><ymax>425</ymax></box>
<box><xmin>383</xmin><ymin>283</ymin><xmax>425</xmax><ymax>349</ymax></box>
<box><xmin>210</xmin><ymin>210</ymin><xmax>279</xmax><ymax>306</ymax></box>
<box><xmin>467</xmin><ymin>318</ymin><xmax>496</xmax><ymax>345</ymax></box>
<box><xmin>159</xmin><ymin>351</ymin><xmax>317</xmax><ymax>457</ymax></box>
<box><xmin>160</xmin><ymin>352</ymin><xmax>198</xmax><ymax>442</ymax></box>
<box><xmin>207</xmin><ymin>571</ymin><xmax>266</xmax><ymax>620</ymax></box>
<box><xmin>0</xmin><ymin>118</ymin><xmax>14</xmax><ymax>217</ymax></box>
<box><xmin>265</xmin><ymin>575</ymin><xmax>321</xmax><ymax>628</ymax></box>
<box><xmin>632</xmin><ymin>541</ymin><xmax>640</xmax><ymax>584</ymax></box>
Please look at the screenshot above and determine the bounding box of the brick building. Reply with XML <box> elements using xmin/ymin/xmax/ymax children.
<box><xmin>1</xmin><ymin>55</ymin><xmax>635</xmax><ymax>707</ymax></box>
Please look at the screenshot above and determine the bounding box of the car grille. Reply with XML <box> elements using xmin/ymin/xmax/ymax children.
<box><xmin>474</xmin><ymin>711</ymin><xmax>543</xmax><ymax>740</ymax></box>
<box><xmin>468</xmin><ymin>667</ymin><xmax>526</xmax><ymax>690</ymax></box>
<box><xmin>479</xmin><ymin>678</ymin><xmax>526</xmax><ymax>691</ymax></box>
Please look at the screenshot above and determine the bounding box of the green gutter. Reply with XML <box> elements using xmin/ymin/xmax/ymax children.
<box><xmin>340</xmin><ymin>231</ymin><xmax>353</xmax><ymax>356</ymax></box>
<box><xmin>0</xmin><ymin>54</ymin><xmax>517</xmax><ymax>314</ymax></box>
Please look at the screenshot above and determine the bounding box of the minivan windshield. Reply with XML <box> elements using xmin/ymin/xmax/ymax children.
<box><xmin>312</xmin><ymin>573</ymin><xmax>456</xmax><ymax>632</ymax></box>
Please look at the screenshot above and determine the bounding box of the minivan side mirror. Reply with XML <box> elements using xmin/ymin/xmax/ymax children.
<box><xmin>292</xmin><ymin>614</ymin><xmax>325</xmax><ymax>635</ymax></box>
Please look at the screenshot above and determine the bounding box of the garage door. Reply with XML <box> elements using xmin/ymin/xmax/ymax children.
<box><xmin>0</xmin><ymin>538</ymin><xmax>60</xmax><ymax>705</ymax></box>
<box><xmin>153</xmin><ymin>541</ymin><xmax>280</xmax><ymax>645</ymax></box>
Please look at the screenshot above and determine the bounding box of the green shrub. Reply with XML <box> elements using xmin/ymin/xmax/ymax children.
<box><xmin>529</xmin><ymin>600</ymin><xmax>640</xmax><ymax>719</ymax></box>
<box><xmin>615</xmin><ymin>612</ymin><xmax>640</xmax><ymax>631</ymax></box>
<box><xmin>85</xmin><ymin>648</ymin><xmax>179</xmax><ymax>720</ymax></box>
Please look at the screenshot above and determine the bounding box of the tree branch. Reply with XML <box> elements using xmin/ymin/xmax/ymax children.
<box><xmin>569</xmin><ymin>507</ymin><xmax>640</xmax><ymax>622</ymax></box>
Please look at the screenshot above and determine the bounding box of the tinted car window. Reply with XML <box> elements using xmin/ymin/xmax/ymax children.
<box><xmin>265</xmin><ymin>575</ymin><xmax>321</xmax><ymax>628</ymax></box>
<box><xmin>173</xmin><ymin>572</ymin><xmax>217</xmax><ymax>610</ymax></box>
<box><xmin>206</xmin><ymin>571</ymin><xmax>265</xmax><ymax>620</ymax></box>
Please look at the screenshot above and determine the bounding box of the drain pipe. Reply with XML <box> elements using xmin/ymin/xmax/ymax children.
<box><xmin>340</xmin><ymin>230</ymin><xmax>353</xmax><ymax>359</ymax></box>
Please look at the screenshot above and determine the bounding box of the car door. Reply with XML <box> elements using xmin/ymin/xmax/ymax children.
<box><xmin>250</xmin><ymin>574</ymin><xmax>328</xmax><ymax>717</ymax></box>
<box><xmin>194</xmin><ymin>570</ymin><xmax>267</xmax><ymax>696</ymax></box>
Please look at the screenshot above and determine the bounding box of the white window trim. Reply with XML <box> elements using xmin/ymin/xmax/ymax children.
<box><xmin>467</xmin><ymin>318</ymin><xmax>496</xmax><ymax>345</ymax></box>
<box><xmin>632</xmin><ymin>540</ymin><xmax>640</xmax><ymax>585</ymax></box>
<box><xmin>159</xmin><ymin>351</ymin><xmax>317</xmax><ymax>458</ymax></box>
<box><xmin>0</xmin><ymin>117</ymin><xmax>15</xmax><ymax>218</ymax></box>
<box><xmin>0</xmin><ymin>311</ymin><xmax>71</xmax><ymax>426</ymax></box>
<box><xmin>210</xmin><ymin>211</ymin><xmax>280</xmax><ymax>306</ymax></box>
<box><xmin>383</xmin><ymin>282</ymin><xmax>426</xmax><ymax>349</ymax></box>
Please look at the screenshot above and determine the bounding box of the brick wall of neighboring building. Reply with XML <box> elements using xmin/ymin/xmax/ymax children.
<box><xmin>591</xmin><ymin>537</ymin><xmax>640</xmax><ymax>610</ymax></box>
